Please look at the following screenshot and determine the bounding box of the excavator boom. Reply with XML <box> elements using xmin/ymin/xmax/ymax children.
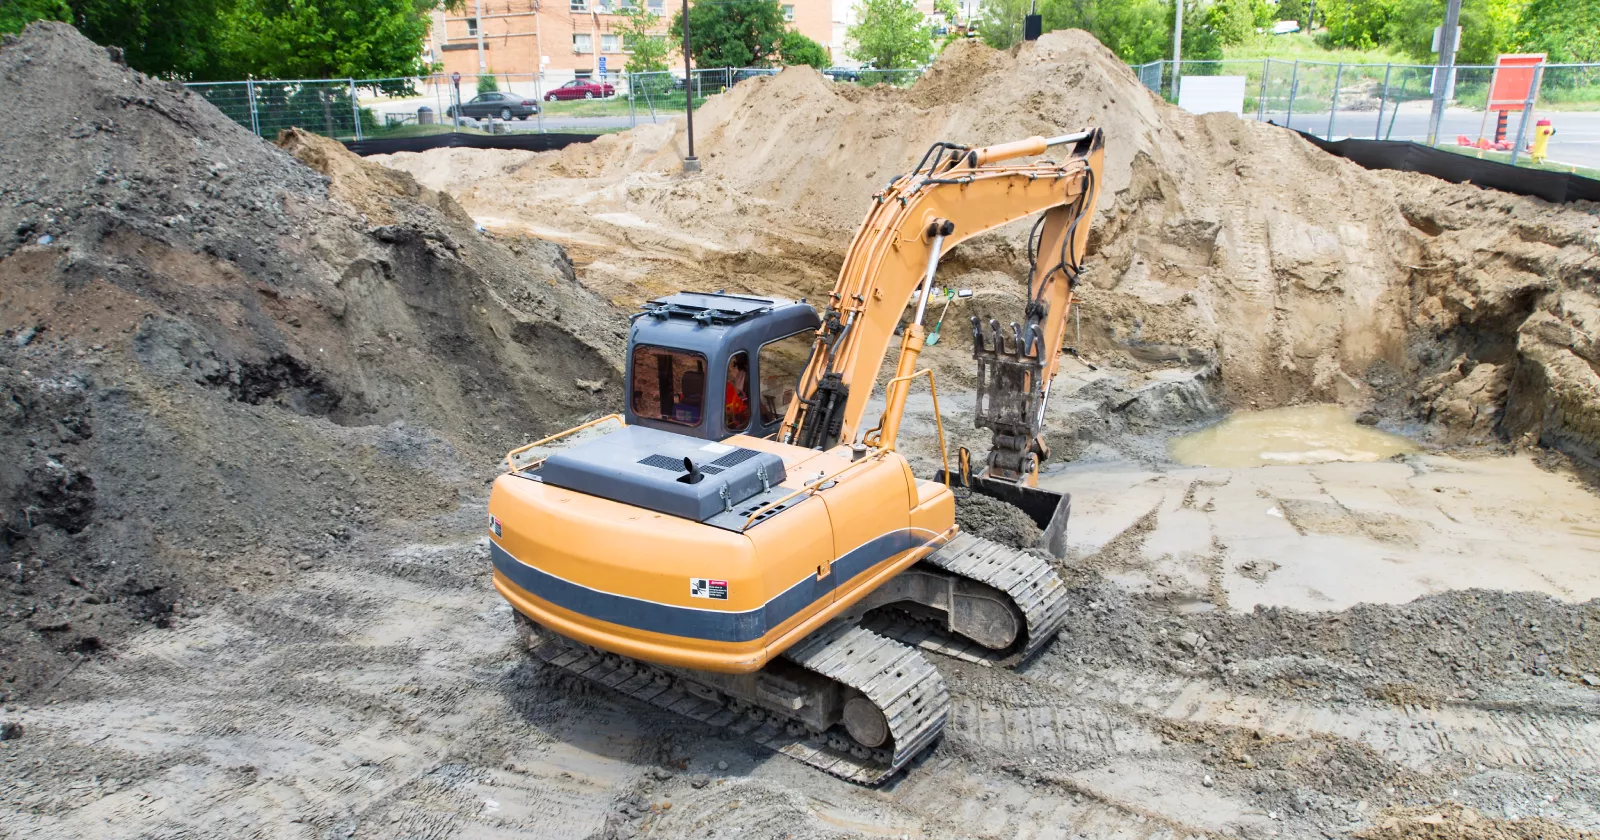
<box><xmin>784</xmin><ymin>130</ymin><xmax>1100</xmax><ymax>470</ymax></box>
<box><xmin>784</xmin><ymin>130</ymin><xmax>1104</xmax><ymax>552</ymax></box>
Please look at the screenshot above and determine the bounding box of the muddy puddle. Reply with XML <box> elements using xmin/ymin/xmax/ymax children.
<box><xmin>1169</xmin><ymin>404</ymin><xmax>1417</xmax><ymax>468</ymax></box>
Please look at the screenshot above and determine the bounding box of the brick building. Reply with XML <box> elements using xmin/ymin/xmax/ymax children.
<box><xmin>425</xmin><ymin>0</ymin><xmax>847</xmax><ymax>85</ymax></box>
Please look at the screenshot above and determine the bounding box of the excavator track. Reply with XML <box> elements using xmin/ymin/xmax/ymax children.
<box><xmin>864</xmin><ymin>532</ymin><xmax>1071</xmax><ymax>668</ymax></box>
<box><xmin>518</xmin><ymin>616</ymin><xmax>949</xmax><ymax>785</ymax></box>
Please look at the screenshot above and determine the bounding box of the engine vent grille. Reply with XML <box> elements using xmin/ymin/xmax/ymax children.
<box><xmin>638</xmin><ymin>454</ymin><xmax>687</xmax><ymax>472</ymax></box>
<box><xmin>711</xmin><ymin>449</ymin><xmax>760</xmax><ymax>468</ymax></box>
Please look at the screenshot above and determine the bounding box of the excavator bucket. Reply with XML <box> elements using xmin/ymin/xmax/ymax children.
<box><xmin>938</xmin><ymin>451</ymin><xmax>1070</xmax><ymax>559</ymax></box>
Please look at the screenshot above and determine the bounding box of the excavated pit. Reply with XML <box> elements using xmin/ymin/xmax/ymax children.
<box><xmin>3</xmin><ymin>22</ymin><xmax>1600</xmax><ymax>840</ymax></box>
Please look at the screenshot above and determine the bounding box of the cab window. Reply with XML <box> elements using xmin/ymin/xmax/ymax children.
<box><xmin>758</xmin><ymin>331</ymin><xmax>813</xmax><ymax>426</ymax></box>
<box><xmin>631</xmin><ymin>345</ymin><xmax>706</xmax><ymax>426</ymax></box>
<box><xmin>724</xmin><ymin>352</ymin><xmax>751</xmax><ymax>432</ymax></box>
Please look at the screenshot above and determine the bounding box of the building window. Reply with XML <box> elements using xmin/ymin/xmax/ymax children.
<box><xmin>573</xmin><ymin>33</ymin><xmax>593</xmax><ymax>53</ymax></box>
<box><xmin>570</xmin><ymin>0</ymin><xmax>588</xmax><ymax>10</ymax></box>
<box><xmin>647</xmin><ymin>0</ymin><xmax>663</xmax><ymax>10</ymax></box>
<box><xmin>466</xmin><ymin>17</ymin><xmax>479</xmax><ymax>35</ymax></box>
<box><xmin>601</xmin><ymin>33</ymin><xmax>619</xmax><ymax>53</ymax></box>
<box><xmin>782</xmin><ymin>4</ymin><xmax>794</xmax><ymax>21</ymax></box>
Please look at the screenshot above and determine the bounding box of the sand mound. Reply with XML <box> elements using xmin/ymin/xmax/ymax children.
<box><xmin>375</xmin><ymin>31</ymin><xmax>1600</xmax><ymax>464</ymax></box>
<box><xmin>0</xmin><ymin>23</ymin><xmax>625</xmax><ymax>699</ymax></box>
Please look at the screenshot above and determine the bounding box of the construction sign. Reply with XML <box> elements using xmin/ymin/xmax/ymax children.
<box><xmin>1488</xmin><ymin>54</ymin><xmax>1546</xmax><ymax>112</ymax></box>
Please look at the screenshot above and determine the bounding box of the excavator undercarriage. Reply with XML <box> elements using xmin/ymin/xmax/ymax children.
<box><xmin>519</xmin><ymin>530</ymin><xmax>1068</xmax><ymax>783</ymax></box>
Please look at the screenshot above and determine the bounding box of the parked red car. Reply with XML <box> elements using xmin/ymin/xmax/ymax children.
<box><xmin>544</xmin><ymin>79</ymin><xmax>616</xmax><ymax>101</ymax></box>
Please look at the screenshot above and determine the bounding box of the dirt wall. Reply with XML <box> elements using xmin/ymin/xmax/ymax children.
<box><xmin>0</xmin><ymin>23</ymin><xmax>627</xmax><ymax>699</ymax></box>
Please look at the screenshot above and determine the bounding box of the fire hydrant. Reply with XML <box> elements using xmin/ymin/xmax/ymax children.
<box><xmin>1530</xmin><ymin>118</ymin><xmax>1556</xmax><ymax>163</ymax></box>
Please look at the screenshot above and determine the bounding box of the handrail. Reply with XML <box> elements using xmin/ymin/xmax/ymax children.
<box><xmin>876</xmin><ymin>368</ymin><xmax>950</xmax><ymax>487</ymax></box>
<box><xmin>503</xmin><ymin>413</ymin><xmax>625</xmax><ymax>473</ymax></box>
<box><xmin>740</xmin><ymin>449</ymin><xmax>886</xmax><ymax>530</ymax></box>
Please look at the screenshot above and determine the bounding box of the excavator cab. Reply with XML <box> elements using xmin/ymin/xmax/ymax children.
<box><xmin>625</xmin><ymin>292</ymin><xmax>821</xmax><ymax>443</ymax></box>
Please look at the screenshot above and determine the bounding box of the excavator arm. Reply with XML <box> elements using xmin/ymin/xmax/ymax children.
<box><xmin>783</xmin><ymin>130</ymin><xmax>1104</xmax><ymax>498</ymax></box>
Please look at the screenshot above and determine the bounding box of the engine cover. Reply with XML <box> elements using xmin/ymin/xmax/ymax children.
<box><xmin>535</xmin><ymin>425</ymin><xmax>788</xmax><ymax>523</ymax></box>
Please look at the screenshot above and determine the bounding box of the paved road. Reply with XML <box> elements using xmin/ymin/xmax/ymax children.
<box><xmin>1263</xmin><ymin>102</ymin><xmax>1600</xmax><ymax>170</ymax></box>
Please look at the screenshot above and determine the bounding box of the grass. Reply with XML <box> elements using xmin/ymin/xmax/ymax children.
<box><xmin>538</xmin><ymin>96</ymin><xmax>636</xmax><ymax>117</ymax></box>
<box><xmin>1437</xmin><ymin>144</ymin><xmax>1600</xmax><ymax>180</ymax></box>
<box><xmin>1222</xmin><ymin>32</ymin><xmax>1410</xmax><ymax>65</ymax></box>
<box><xmin>366</xmin><ymin>123</ymin><xmax>491</xmax><ymax>138</ymax></box>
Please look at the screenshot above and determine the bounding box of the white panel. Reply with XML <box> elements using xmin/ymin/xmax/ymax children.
<box><xmin>1177</xmin><ymin>75</ymin><xmax>1247</xmax><ymax>116</ymax></box>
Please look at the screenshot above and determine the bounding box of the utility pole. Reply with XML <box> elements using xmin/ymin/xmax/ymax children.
<box><xmin>681</xmin><ymin>0</ymin><xmax>699</xmax><ymax>172</ymax></box>
<box><xmin>1425</xmin><ymin>0</ymin><xmax>1461</xmax><ymax>146</ymax></box>
<box><xmin>474</xmin><ymin>0</ymin><xmax>487</xmax><ymax>73</ymax></box>
<box><xmin>1171</xmin><ymin>0</ymin><xmax>1183</xmax><ymax>103</ymax></box>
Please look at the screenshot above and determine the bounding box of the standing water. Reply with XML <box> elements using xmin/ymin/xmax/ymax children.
<box><xmin>1169</xmin><ymin>405</ymin><xmax>1417</xmax><ymax>468</ymax></box>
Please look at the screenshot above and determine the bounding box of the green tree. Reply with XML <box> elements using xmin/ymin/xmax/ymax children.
<box><xmin>932</xmin><ymin>0</ymin><xmax>959</xmax><ymax>23</ymax></box>
<box><xmin>476</xmin><ymin>72</ymin><xmax>499</xmax><ymax>91</ymax></box>
<box><xmin>670</xmin><ymin>0</ymin><xmax>787</xmax><ymax>67</ymax></box>
<box><xmin>780</xmin><ymin>30</ymin><xmax>830</xmax><ymax>66</ymax></box>
<box><xmin>1513</xmin><ymin>0</ymin><xmax>1599</xmax><ymax>62</ymax></box>
<box><xmin>1383</xmin><ymin>0</ymin><xmax>1519</xmax><ymax>63</ymax></box>
<box><xmin>847</xmin><ymin>0</ymin><xmax>934</xmax><ymax>68</ymax></box>
<box><xmin>1033</xmin><ymin>0</ymin><xmax>1219</xmax><ymax>64</ymax></box>
<box><xmin>218</xmin><ymin>0</ymin><xmax>438</xmax><ymax>80</ymax></box>
<box><xmin>1205</xmin><ymin>0</ymin><xmax>1255</xmax><ymax>45</ymax></box>
<box><xmin>1315</xmin><ymin>0</ymin><xmax>1399</xmax><ymax>50</ymax></box>
<box><xmin>69</xmin><ymin>0</ymin><xmax>242</xmax><ymax>78</ymax></box>
<box><xmin>1277</xmin><ymin>0</ymin><xmax>1307</xmax><ymax>26</ymax></box>
<box><xmin>617</xmin><ymin>4</ymin><xmax>671</xmax><ymax>73</ymax></box>
<box><xmin>1</xmin><ymin>0</ymin><xmax>71</xmax><ymax>34</ymax></box>
<box><xmin>977</xmin><ymin>0</ymin><xmax>1027</xmax><ymax>48</ymax></box>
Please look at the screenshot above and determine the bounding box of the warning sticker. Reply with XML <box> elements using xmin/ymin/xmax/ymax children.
<box><xmin>489</xmin><ymin>516</ymin><xmax>503</xmax><ymax>538</ymax></box>
<box><xmin>689</xmin><ymin>578</ymin><xmax>729</xmax><ymax>600</ymax></box>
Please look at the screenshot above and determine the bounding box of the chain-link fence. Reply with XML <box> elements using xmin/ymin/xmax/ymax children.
<box><xmin>187</xmin><ymin>65</ymin><xmax>931</xmax><ymax>143</ymax></box>
<box><xmin>1138</xmin><ymin>58</ymin><xmax>1600</xmax><ymax>174</ymax></box>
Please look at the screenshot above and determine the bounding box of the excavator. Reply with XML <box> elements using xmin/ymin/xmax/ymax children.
<box><xmin>488</xmin><ymin>130</ymin><xmax>1104</xmax><ymax>784</ymax></box>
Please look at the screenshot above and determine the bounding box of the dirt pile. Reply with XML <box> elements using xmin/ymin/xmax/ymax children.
<box><xmin>376</xmin><ymin>31</ymin><xmax>1600</xmax><ymax>465</ymax></box>
<box><xmin>952</xmin><ymin>492</ymin><xmax>1043</xmax><ymax>548</ymax></box>
<box><xmin>1045</xmin><ymin>578</ymin><xmax>1600</xmax><ymax>704</ymax></box>
<box><xmin>0</xmin><ymin>23</ymin><xmax>624</xmax><ymax>700</ymax></box>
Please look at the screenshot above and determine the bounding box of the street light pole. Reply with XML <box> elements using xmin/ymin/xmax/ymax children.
<box><xmin>681</xmin><ymin>0</ymin><xmax>699</xmax><ymax>173</ymax></box>
<box><xmin>1425</xmin><ymin>0</ymin><xmax>1462</xmax><ymax>146</ymax></box>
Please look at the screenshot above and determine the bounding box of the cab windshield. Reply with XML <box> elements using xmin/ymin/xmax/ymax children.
<box><xmin>631</xmin><ymin>345</ymin><xmax>707</xmax><ymax>426</ymax></box>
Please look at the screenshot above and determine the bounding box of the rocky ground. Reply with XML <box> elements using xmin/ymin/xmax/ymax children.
<box><xmin>3</xmin><ymin>20</ymin><xmax>1599</xmax><ymax>840</ymax></box>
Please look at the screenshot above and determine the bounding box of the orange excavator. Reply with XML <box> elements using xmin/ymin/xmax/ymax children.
<box><xmin>488</xmin><ymin>130</ymin><xmax>1104</xmax><ymax>783</ymax></box>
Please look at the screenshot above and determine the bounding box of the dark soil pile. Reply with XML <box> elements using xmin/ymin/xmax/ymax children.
<box><xmin>0</xmin><ymin>23</ymin><xmax>627</xmax><ymax>700</ymax></box>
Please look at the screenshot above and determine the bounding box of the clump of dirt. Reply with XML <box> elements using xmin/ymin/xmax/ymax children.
<box><xmin>0</xmin><ymin>23</ymin><xmax>626</xmax><ymax>700</ymax></box>
<box><xmin>953</xmin><ymin>492</ymin><xmax>1043</xmax><ymax>548</ymax></box>
<box><xmin>1046</xmin><ymin>576</ymin><xmax>1600</xmax><ymax>703</ymax></box>
<box><xmin>1357</xmin><ymin>805</ymin><xmax>1598</xmax><ymax>840</ymax></box>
